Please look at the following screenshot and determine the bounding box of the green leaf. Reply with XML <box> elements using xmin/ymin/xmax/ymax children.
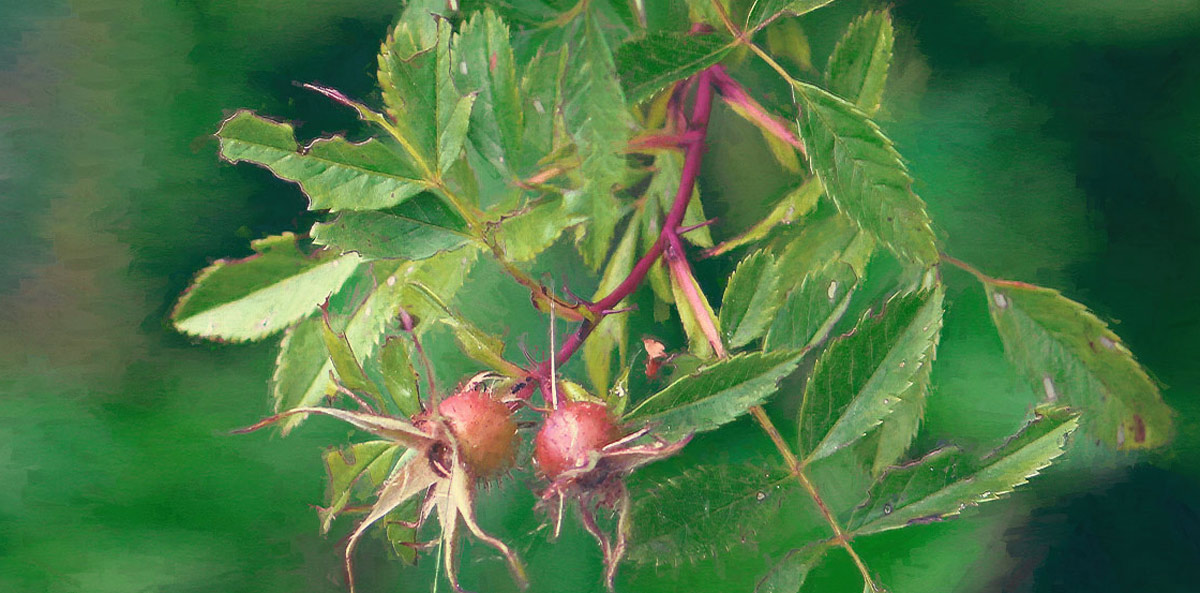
<box><xmin>764</xmin><ymin>206</ymin><xmax>874</xmax><ymax>352</ymax></box>
<box><xmin>563</xmin><ymin>13</ymin><xmax>634</xmax><ymax>268</ymax></box>
<box><xmin>773</xmin><ymin>204</ymin><xmax>874</xmax><ymax>285</ymax></box>
<box><xmin>708</xmin><ymin>178</ymin><xmax>821</xmax><ymax>257</ymax></box>
<box><xmin>757</xmin><ymin>544</ymin><xmax>826</xmax><ymax>593</ymax></box>
<box><xmin>438</xmin><ymin>93</ymin><xmax>477</xmax><ymax>174</ymax></box>
<box><xmin>763</xmin><ymin>259</ymin><xmax>858</xmax><ymax>353</ymax></box>
<box><xmin>441</xmin><ymin>316</ymin><xmax>524</xmax><ymax>377</ymax></box>
<box><xmin>452</xmin><ymin>10</ymin><xmax>521</xmax><ymax>178</ymax></box>
<box><xmin>984</xmin><ymin>280</ymin><xmax>1173</xmax><ymax>449</ymax></box>
<box><xmin>628</xmin><ymin>461</ymin><xmax>797</xmax><ymax>564</ymax></box>
<box><xmin>863</xmin><ymin>357</ymin><xmax>932</xmax><ymax>477</ymax></box>
<box><xmin>385</xmin><ymin>498</ymin><xmax>422</xmax><ymax>565</ymax></box>
<box><xmin>319</xmin><ymin>441</ymin><xmax>403</xmax><ymax>533</ymax></box>
<box><xmin>272</xmin><ymin>249</ymin><xmax>478</xmax><ymax>433</ymax></box>
<box><xmin>743</xmin><ymin>0</ymin><xmax>838</xmax><ymax>33</ymax></box>
<box><xmin>627</xmin><ymin>350</ymin><xmax>804</xmax><ymax>441</ymax></box>
<box><xmin>492</xmin><ymin>195</ymin><xmax>587</xmax><ymax>262</ymax></box>
<box><xmin>320</xmin><ymin>307</ymin><xmax>386</xmax><ymax>409</ymax></box>
<box><xmin>765</xmin><ymin>15</ymin><xmax>814</xmax><ymax>72</ymax></box>
<box><xmin>847</xmin><ymin>409</ymin><xmax>1079</xmax><ymax>536</ymax></box>
<box><xmin>519</xmin><ymin>48</ymin><xmax>568</xmax><ymax>175</ymax></box>
<box><xmin>378</xmin><ymin>11</ymin><xmax>438</xmax><ymax>166</ymax></box>
<box><xmin>826</xmin><ymin>10</ymin><xmax>894</xmax><ymax>116</ymax></box>
<box><xmin>584</xmin><ymin>217</ymin><xmax>640</xmax><ymax>393</ymax></box>
<box><xmin>310</xmin><ymin>193</ymin><xmax>472</xmax><ymax>261</ymax></box>
<box><xmin>799</xmin><ymin>286</ymin><xmax>944</xmax><ymax>463</ymax></box>
<box><xmin>172</xmin><ymin>233</ymin><xmax>361</xmax><ymax>342</ymax></box>
<box><xmin>378</xmin><ymin>13</ymin><xmax>469</xmax><ymax>174</ymax></box>
<box><xmin>616</xmin><ymin>32</ymin><xmax>733</xmax><ymax>103</ymax></box>
<box><xmin>719</xmin><ymin>249</ymin><xmax>785</xmax><ymax>349</ymax></box>
<box><xmin>651</xmin><ymin>151</ymin><xmax>713</xmax><ymax>248</ymax></box>
<box><xmin>216</xmin><ymin>111</ymin><xmax>425</xmax><ymax>211</ymax></box>
<box><xmin>792</xmin><ymin>82</ymin><xmax>938</xmax><ymax>265</ymax></box>
<box><xmin>668</xmin><ymin>260</ymin><xmax>722</xmax><ymax>359</ymax></box>
<box><xmin>373</xmin><ymin>336</ymin><xmax>422</xmax><ymax>417</ymax></box>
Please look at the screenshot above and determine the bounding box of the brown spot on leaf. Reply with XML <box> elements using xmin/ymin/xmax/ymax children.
<box><xmin>907</xmin><ymin>514</ymin><xmax>944</xmax><ymax>526</ymax></box>
<box><xmin>490</xmin><ymin>52</ymin><xmax>498</xmax><ymax>72</ymax></box>
<box><xmin>1133</xmin><ymin>414</ymin><xmax>1147</xmax><ymax>444</ymax></box>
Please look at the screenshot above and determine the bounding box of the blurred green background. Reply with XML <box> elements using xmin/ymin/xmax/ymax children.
<box><xmin>2</xmin><ymin>0</ymin><xmax>1198</xmax><ymax>591</ymax></box>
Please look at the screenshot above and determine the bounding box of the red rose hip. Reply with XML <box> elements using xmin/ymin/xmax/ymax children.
<box><xmin>430</xmin><ymin>387</ymin><xmax>518</xmax><ymax>479</ymax></box>
<box><xmin>534</xmin><ymin>401</ymin><xmax>621</xmax><ymax>480</ymax></box>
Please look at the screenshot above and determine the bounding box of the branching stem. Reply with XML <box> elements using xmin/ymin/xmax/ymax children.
<box><xmin>528</xmin><ymin>68</ymin><xmax>717</xmax><ymax>382</ymax></box>
<box><xmin>514</xmin><ymin>58</ymin><xmax>879</xmax><ymax>591</ymax></box>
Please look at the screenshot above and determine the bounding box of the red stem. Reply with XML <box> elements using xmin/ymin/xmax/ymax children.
<box><xmin>709</xmin><ymin>65</ymin><xmax>806</xmax><ymax>156</ymax></box>
<box><xmin>664</xmin><ymin>234</ymin><xmax>728</xmax><ymax>359</ymax></box>
<box><xmin>530</xmin><ymin>69</ymin><xmax>717</xmax><ymax>384</ymax></box>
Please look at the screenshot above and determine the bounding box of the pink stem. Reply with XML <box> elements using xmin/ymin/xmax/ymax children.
<box><xmin>665</xmin><ymin>235</ymin><xmax>728</xmax><ymax>359</ymax></box>
<box><xmin>530</xmin><ymin>69</ymin><xmax>718</xmax><ymax>385</ymax></box>
<box><xmin>709</xmin><ymin>65</ymin><xmax>806</xmax><ymax>157</ymax></box>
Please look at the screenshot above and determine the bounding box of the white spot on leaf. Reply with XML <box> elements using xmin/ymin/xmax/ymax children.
<box><xmin>1042</xmin><ymin>375</ymin><xmax>1058</xmax><ymax>402</ymax></box>
<box><xmin>827</xmin><ymin>281</ymin><xmax>839</xmax><ymax>302</ymax></box>
<box><xmin>992</xmin><ymin>291</ymin><xmax>1009</xmax><ymax>309</ymax></box>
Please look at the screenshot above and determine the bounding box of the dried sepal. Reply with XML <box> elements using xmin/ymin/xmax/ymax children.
<box><xmin>237</xmin><ymin>378</ymin><xmax>526</xmax><ymax>593</ymax></box>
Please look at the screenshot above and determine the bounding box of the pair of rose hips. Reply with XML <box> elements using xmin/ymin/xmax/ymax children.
<box><xmin>423</xmin><ymin>378</ymin><xmax>685</xmax><ymax>591</ymax></box>
<box><xmin>240</xmin><ymin>371</ymin><xmax>687</xmax><ymax>593</ymax></box>
<box><xmin>433</xmin><ymin>384</ymin><xmax>620</xmax><ymax>483</ymax></box>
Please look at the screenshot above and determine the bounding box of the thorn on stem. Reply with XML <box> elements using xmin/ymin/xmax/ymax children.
<box><xmin>600</xmin><ymin>305</ymin><xmax>638</xmax><ymax>317</ymax></box>
<box><xmin>677</xmin><ymin>217</ymin><xmax>718</xmax><ymax>236</ymax></box>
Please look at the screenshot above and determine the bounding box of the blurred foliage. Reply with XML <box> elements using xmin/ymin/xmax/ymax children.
<box><xmin>2</xmin><ymin>0</ymin><xmax>1199</xmax><ymax>592</ymax></box>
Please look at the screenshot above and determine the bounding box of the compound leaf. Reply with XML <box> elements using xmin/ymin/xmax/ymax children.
<box><xmin>320</xmin><ymin>307</ymin><xmax>386</xmax><ymax>409</ymax></box>
<box><xmin>764</xmin><ymin>207</ymin><xmax>875</xmax><ymax>352</ymax></box>
<box><xmin>492</xmin><ymin>195</ymin><xmax>587</xmax><ymax>262</ymax></box>
<box><xmin>708</xmin><ymin>177</ymin><xmax>821</xmax><ymax>257</ymax></box>
<box><xmin>379</xmin><ymin>10</ymin><xmax>471</xmax><ymax>175</ymax></box>
<box><xmin>862</xmin><ymin>358</ymin><xmax>933</xmax><ymax>477</ymax></box>
<box><xmin>441</xmin><ymin>316</ymin><xmax>524</xmax><ymax>377</ymax></box>
<box><xmin>372</xmin><ymin>336</ymin><xmax>422</xmax><ymax>417</ymax></box>
<box><xmin>757</xmin><ymin>544</ymin><xmax>826</xmax><ymax>593</ymax></box>
<box><xmin>763</xmin><ymin>259</ymin><xmax>859</xmax><ymax>354</ymax></box>
<box><xmin>438</xmin><ymin>93</ymin><xmax>477</xmax><ymax>174</ymax></box>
